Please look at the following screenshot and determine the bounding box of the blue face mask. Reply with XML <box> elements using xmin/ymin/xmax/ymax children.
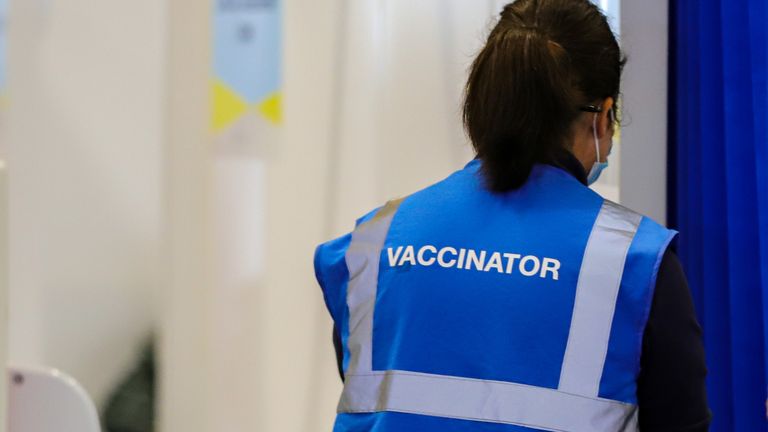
<box><xmin>587</xmin><ymin>112</ymin><xmax>611</xmax><ymax>185</ymax></box>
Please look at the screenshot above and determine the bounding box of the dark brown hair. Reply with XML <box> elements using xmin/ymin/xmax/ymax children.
<box><xmin>463</xmin><ymin>0</ymin><xmax>626</xmax><ymax>192</ymax></box>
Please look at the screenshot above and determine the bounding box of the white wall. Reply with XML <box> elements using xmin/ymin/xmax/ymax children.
<box><xmin>0</xmin><ymin>161</ymin><xmax>8</xmax><ymax>432</ymax></box>
<box><xmin>620</xmin><ymin>0</ymin><xmax>669</xmax><ymax>224</ymax></box>
<box><xmin>7</xmin><ymin>0</ymin><xmax>165</xmax><ymax>408</ymax></box>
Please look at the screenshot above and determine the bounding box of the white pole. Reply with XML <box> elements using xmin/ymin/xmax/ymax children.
<box><xmin>0</xmin><ymin>160</ymin><xmax>8</xmax><ymax>432</ymax></box>
<box><xmin>159</xmin><ymin>0</ymin><xmax>213</xmax><ymax>430</ymax></box>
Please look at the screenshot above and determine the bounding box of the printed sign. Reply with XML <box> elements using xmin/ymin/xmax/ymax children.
<box><xmin>212</xmin><ymin>0</ymin><xmax>282</xmax><ymax>132</ymax></box>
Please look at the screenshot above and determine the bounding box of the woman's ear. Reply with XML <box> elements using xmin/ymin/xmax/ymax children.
<box><xmin>597</xmin><ymin>97</ymin><xmax>615</xmax><ymax>139</ymax></box>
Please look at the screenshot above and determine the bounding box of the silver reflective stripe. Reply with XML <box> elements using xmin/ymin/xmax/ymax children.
<box><xmin>344</xmin><ymin>199</ymin><xmax>403</xmax><ymax>375</ymax></box>
<box><xmin>558</xmin><ymin>201</ymin><xmax>642</xmax><ymax>396</ymax></box>
<box><xmin>339</xmin><ymin>371</ymin><xmax>638</xmax><ymax>432</ymax></box>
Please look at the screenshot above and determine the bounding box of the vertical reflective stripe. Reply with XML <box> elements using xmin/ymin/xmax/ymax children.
<box><xmin>558</xmin><ymin>201</ymin><xmax>642</xmax><ymax>396</ymax></box>
<box><xmin>339</xmin><ymin>371</ymin><xmax>639</xmax><ymax>432</ymax></box>
<box><xmin>344</xmin><ymin>199</ymin><xmax>403</xmax><ymax>376</ymax></box>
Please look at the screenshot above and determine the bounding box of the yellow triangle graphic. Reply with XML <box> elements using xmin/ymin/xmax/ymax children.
<box><xmin>257</xmin><ymin>92</ymin><xmax>282</xmax><ymax>125</ymax></box>
<box><xmin>212</xmin><ymin>80</ymin><xmax>249</xmax><ymax>132</ymax></box>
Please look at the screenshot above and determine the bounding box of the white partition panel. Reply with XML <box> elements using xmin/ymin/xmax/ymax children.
<box><xmin>620</xmin><ymin>0</ymin><xmax>669</xmax><ymax>224</ymax></box>
<box><xmin>161</xmin><ymin>0</ymin><xmax>213</xmax><ymax>431</ymax></box>
<box><xmin>0</xmin><ymin>161</ymin><xmax>7</xmax><ymax>432</ymax></box>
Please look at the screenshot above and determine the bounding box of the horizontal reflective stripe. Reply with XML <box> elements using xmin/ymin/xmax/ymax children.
<box><xmin>339</xmin><ymin>371</ymin><xmax>638</xmax><ymax>432</ymax></box>
<box><xmin>559</xmin><ymin>201</ymin><xmax>642</xmax><ymax>397</ymax></box>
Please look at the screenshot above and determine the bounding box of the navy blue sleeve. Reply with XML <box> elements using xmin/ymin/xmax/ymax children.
<box><xmin>333</xmin><ymin>323</ymin><xmax>345</xmax><ymax>382</ymax></box>
<box><xmin>637</xmin><ymin>250</ymin><xmax>711</xmax><ymax>431</ymax></box>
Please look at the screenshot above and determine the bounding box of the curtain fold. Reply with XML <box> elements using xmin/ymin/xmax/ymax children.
<box><xmin>669</xmin><ymin>1</ymin><xmax>768</xmax><ymax>430</ymax></box>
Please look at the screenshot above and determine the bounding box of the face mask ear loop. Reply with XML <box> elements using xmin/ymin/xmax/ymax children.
<box><xmin>593</xmin><ymin>113</ymin><xmax>601</xmax><ymax>163</ymax></box>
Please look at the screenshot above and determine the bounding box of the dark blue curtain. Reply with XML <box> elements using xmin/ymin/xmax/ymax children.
<box><xmin>669</xmin><ymin>0</ymin><xmax>768</xmax><ymax>431</ymax></box>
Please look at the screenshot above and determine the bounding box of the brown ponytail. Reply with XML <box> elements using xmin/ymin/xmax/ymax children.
<box><xmin>463</xmin><ymin>0</ymin><xmax>625</xmax><ymax>192</ymax></box>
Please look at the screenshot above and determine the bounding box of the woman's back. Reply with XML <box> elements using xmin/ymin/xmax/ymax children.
<box><xmin>316</xmin><ymin>160</ymin><xmax>675</xmax><ymax>431</ymax></box>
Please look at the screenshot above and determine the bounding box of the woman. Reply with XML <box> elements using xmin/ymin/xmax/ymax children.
<box><xmin>314</xmin><ymin>0</ymin><xmax>710</xmax><ymax>430</ymax></box>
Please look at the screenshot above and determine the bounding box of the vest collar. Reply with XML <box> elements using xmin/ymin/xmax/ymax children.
<box><xmin>466</xmin><ymin>152</ymin><xmax>589</xmax><ymax>186</ymax></box>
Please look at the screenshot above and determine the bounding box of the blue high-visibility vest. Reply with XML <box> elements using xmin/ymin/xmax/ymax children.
<box><xmin>314</xmin><ymin>160</ymin><xmax>676</xmax><ymax>432</ymax></box>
